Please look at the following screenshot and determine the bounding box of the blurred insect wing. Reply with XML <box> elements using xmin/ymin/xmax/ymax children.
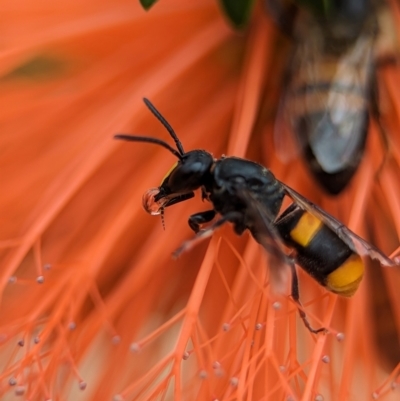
<box><xmin>236</xmin><ymin>188</ymin><xmax>292</xmax><ymax>293</ymax></box>
<box><xmin>275</xmin><ymin>9</ymin><xmax>377</xmax><ymax>193</ymax></box>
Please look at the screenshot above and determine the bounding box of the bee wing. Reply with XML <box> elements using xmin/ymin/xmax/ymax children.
<box><xmin>273</xmin><ymin>45</ymin><xmax>330</xmax><ymax>163</ymax></box>
<box><xmin>306</xmin><ymin>34</ymin><xmax>374</xmax><ymax>174</ymax></box>
<box><xmin>236</xmin><ymin>188</ymin><xmax>293</xmax><ymax>293</ymax></box>
<box><xmin>281</xmin><ymin>183</ymin><xmax>399</xmax><ymax>267</ymax></box>
<box><xmin>275</xmin><ymin>19</ymin><xmax>375</xmax><ymax>173</ymax></box>
<box><xmin>273</xmin><ymin>17</ymin><xmax>326</xmax><ymax>164</ymax></box>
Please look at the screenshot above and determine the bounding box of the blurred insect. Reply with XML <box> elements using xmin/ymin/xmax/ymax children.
<box><xmin>267</xmin><ymin>0</ymin><xmax>395</xmax><ymax>194</ymax></box>
<box><xmin>115</xmin><ymin>98</ymin><xmax>399</xmax><ymax>333</ymax></box>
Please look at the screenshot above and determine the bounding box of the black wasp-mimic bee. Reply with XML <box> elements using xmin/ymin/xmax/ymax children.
<box><xmin>115</xmin><ymin>98</ymin><xmax>399</xmax><ymax>333</ymax></box>
<box><xmin>267</xmin><ymin>0</ymin><xmax>395</xmax><ymax>194</ymax></box>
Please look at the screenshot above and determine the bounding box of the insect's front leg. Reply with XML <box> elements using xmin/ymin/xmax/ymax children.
<box><xmin>289</xmin><ymin>260</ymin><xmax>327</xmax><ymax>334</ymax></box>
<box><xmin>174</xmin><ymin>211</ymin><xmax>242</xmax><ymax>258</ymax></box>
<box><xmin>188</xmin><ymin>210</ymin><xmax>216</xmax><ymax>233</ymax></box>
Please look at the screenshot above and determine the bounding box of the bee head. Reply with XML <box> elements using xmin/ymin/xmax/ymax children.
<box><xmin>115</xmin><ymin>98</ymin><xmax>213</xmax><ymax>216</ymax></box>
<box><xmin>157</xmin><ymin>150</ymin><xmax>213</xmax><ymax>196</ymax></box>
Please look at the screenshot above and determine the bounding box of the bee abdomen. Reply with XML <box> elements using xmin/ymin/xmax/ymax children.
<box><xmin>324</xmin><ymin>253</ymin><xmax>363</xmax><ymax>296</ymax></box>
<box><xmin>275</xmin><ymin>206</ymin><xmax>364</xmax><ymax>296</ymax></box>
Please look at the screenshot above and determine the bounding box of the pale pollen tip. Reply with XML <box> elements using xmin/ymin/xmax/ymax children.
<box><xmin>15</xmin><ymin>386</ymin><xmax>26</xmax><ymax>396</ymax></box>
<box><xmin>130</xmin><ymin>343</ymin><xmax>141</xmax><ymax>353</ymax></box>
<box><xmin>230</xmin><ymin>377</ymin><xmax>239</xmax><ymax>387</ymax></box>
<box><xmin>272</xmin><ymin>301</ymin><xmax>281</xmax><ymax>310</ymax></box>
<box><xmin>9</xmin><ymin>377</ymin><xmax>17</xmax><ymax>386</ymax></box>
<box><xmin>199</xmin><ymin>370</ymin><xmax>208</xmax><ymax>379</ymax></box>
<box><xmin>68</xmin><ymin>322</ymin><xmax>76</xmax><ymax>330</ymax></box>
<box><xmin>222</xmin><ymin>323</ymin><xmax>230</xmax><ymax>331</ymax></box>
<box><xmin>321</xmin><ymin>355</ymin><xmax>330</xmax><ymax>363</ymax></box>
<box><xmin>111</xmin><ymin>335</ymin><xmax>121</xmax><ymax>344</ymax></box>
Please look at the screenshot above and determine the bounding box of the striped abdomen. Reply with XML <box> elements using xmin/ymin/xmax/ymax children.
<box><xmin>275</xmin><ymin>204</ymin><xmax>364</xmax><ymax>296</ymax></box>
<box><xmin>281</xmin><ymin>13</ymin><xmax>377</xmax><ymax>193</ymax></box>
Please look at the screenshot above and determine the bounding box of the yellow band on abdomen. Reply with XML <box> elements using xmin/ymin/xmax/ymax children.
<box><xmin>290</xmin><ymin>212</ymin><xmax>322</xmax><ymax>247</ymax></box>
<box><xmin>326</xmin><ymin>254</ymin><xmax>364</xmax><ymax>297</ymax></box>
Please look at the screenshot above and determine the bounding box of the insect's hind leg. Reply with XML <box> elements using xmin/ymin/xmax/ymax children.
<box><xmin>289</xmin><ymin>261</ymin><xmax>327</xmax><ymax>334</ymax></box>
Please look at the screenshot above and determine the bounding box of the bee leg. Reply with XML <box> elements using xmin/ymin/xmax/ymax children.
<box><xmin>264</xmin><ymin>0</ymin><xmax>298</xmax><ymax>36</ymax></box>
<box><xmin>289</xmin><ymin>262</ymin><xmax>327</xmax><ymax>334</ymax></box>
<box><xmin>173</xmin><ymin>212</ymin><xmax>242</xmax><ymax>258</ymax></box>
<box><xmin>188</xmin><ymin>210</ymin><xmax>216</xmax><ymax>233</ymax></box>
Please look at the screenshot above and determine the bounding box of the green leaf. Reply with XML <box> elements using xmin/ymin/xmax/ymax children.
<box><xmin>219</xmin><ymin>0</ymin><xmax>257</xmax><ymax>29</ymax></box>
<box><xmin>1</xmin><ymin>55</ymin><xmax>66</xmax><ymax>81</ymax></box>
<box><xmin>139</xmin><ymin>0</ymin><xmax>159</xmax><ymax>11</ymax></box>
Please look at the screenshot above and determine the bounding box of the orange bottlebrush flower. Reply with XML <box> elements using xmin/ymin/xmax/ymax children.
<box><xmin>1</xmin><ymin>0</ymin><xmax>400</xmax><ymax>400</ymax></box>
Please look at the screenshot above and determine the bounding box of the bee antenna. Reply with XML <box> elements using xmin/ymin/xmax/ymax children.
<box><xmin>143</xmin><ymin>98</ymin><xmax>185</xmax><ymax>156</ymax></box>
<box><xmin>114</xmin><ymin>135</ymin><xmax>183</xmax><ymax>160</ymax></box>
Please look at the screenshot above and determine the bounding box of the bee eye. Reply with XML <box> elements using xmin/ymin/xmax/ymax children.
<box><xmin>159</xmin><ymin>150</ymin><xmax>213</xmax><ymax>194</ymax></box>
